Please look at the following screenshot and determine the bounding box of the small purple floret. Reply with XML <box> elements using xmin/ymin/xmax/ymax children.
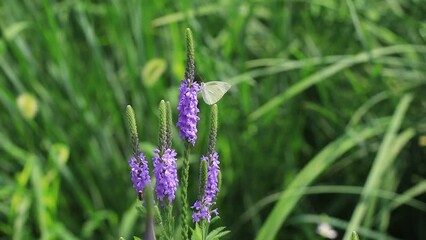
<box><xmin>177</xmin><ymin>79</ymin><xmax>200</xmax><ymax>146</ymax></box>
<box><xmin>192</xmin><ymin>200</ymin><xmax>210</xmax><ymax>222</ymax></box>
<box><xmin>153</xmin><ymin>148</ymin><xmax>179</xmax><ymax>203</ymax></box>
<box><xmin>129</xmin><ymin>152</ymin><xmax>151</xmax><ymax>195</ymax></box>
<box><xmin>192</xmin><ymin>151</ymin><xmax>220</xmax><ymax>222</ymax></box>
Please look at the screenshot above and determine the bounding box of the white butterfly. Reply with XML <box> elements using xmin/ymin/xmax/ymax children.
<box><xmin>200</xmin><ymin>81</ymin><xmax>231</xmax><ymax>105</ymax></box>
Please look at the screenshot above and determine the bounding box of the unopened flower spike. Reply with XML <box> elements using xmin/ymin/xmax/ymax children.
<box><xmin>126</xmin><ymin>105</ymin><xmax>151</xmax><ymax>199</ymax></box>
<box><xmin>177</xmin><ymin>28</ymin><xmax>200</xmax><ymax>146</ymax></box>
<box><xmin>126</xmin><ymin>105</ymin><xmax>140</xmax><ymax>158</ymax></box>
<box><xmin>192</xmin><ymin>104</ymin><xmax>221</xmax><ymax>223</ymax></box>
<box><xmin>153</xmin><ymin>100</ymin><xmax>178</xmax><ymax>204</ymax></box>
<box><xmin>199</xmin><ymin>159</ymin><xmax>208</xmax><ymax>197</ymax></box>
<box><xmin>352</xmin><ymin>231</ymin><xmax>360</xmax><ymax>240</ymax></box>
<box><xmin>185</xmin><ymin>28</ymin><xmax>195</xmax><ymax>83</ymax></box>
<box><xmin>158</xmin><ymin>100</ymin><xmax>168</xmax><ymax>152</ymax></box>
<box><xmin>166</xmin><ymin>101</ymin><xmax>173</xmax><ymax>149</ymax></box>
<box><xmin>208</xmin><ymin>104</ymin><xmax>218</xmax><ymax>154</ymax></box>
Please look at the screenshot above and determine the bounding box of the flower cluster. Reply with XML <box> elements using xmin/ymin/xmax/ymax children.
<box><xmin>177</xmin><ymin>79</ymin><xmax>200</xmax><ymax>146</ymax></box>
<box><xmin>192</xmin><ymin>151</ymin><xmax>220</xmax><ymax>222</ymax></box>
<box><xmin>129</xmin><ymin>151</ymin><xmax>151</xmax><ymax>195</ymax></box>
<box><xmin>153</xmin><ymin>148</ymin><xmax>179</xmax><ymax>203</ymax></box>
<box><xmin>126</xmin><ymin>29</ymin><xmax>227</xmax><ymax>239</ymax></box>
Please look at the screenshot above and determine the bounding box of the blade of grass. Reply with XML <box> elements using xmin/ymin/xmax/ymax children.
<box><xmin>249</xmin><ymin>45</ymin><xmax>426</xmax><ymax>121</ymax></box>
<box><xmin>347</xmin><ymin>92</ymin><xmax>389</xmax><ymax>127</ymax></box>
<box><xmin>118</xmin><ymin>201</ymin><xmax>139</xmax><ymax>238</ymax></box>
<box><xmin>236</xmin><ymin>183</ymin><xmax>426</xmax><ymax>234</ymax></box>
<box><xmin>345</xmin><ymin>0</ymin><xmax>371</xmax><ymax>51</ymax></box>
<box><xmin>389</xmin><ymin>180</ymin><xmax>426</xmax><ymax>210</ymax></box>
<box><xmin>245</xmin><ymin>55</ymin><xmax>348</xmax><ymax>68</ymax></box>
<box><xmin>377</xmin><ymin>179</ymin><xmax>426</xmax><ymax>236</ymax></box>
<box><xmin>255</xmin><ymin>121</ymin><xmax>387</xmax><ymax>240</ymax></box>
<box><xmin>343</xmin><ymin>94</ymin><xmax>413</xmax><ymax>240</ymax></box>
<box><xmin>365</xmin><ymin>127</ymin><xmax>415</xmax><ymax>230</ymax></box>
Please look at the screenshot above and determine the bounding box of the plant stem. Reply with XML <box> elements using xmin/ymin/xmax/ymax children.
<box><xmin>165</xmin><ymin>204</ymin><xmax>174</xmax><ymax>240</ymax></box>
<box><xmin>202</xmin><ymin>220</ymin><xmax>208</xmax><ymax>240</ymax></box>
<box><xmin>180</xmin><ymin>143</ymin><xmax>191</xmax><ymax>240</ymax></box>
<box><xmin>144</xmin><ymin>185</ymin><xmax>156</xmax><ymax>240</ymax></box>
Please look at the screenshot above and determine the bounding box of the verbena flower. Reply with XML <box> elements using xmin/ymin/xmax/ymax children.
<box><xmin>153</xmin><ymin>148</ymin><xmax>179</xmax><ymax>203</ymax></box>
<box><xmin>191</xmin><ymin>200</ymin><xmax>209</xmax><ymax>223</ymax></box>
<box><xmin>177</xmin><ymin>79</ymin><xmax>200</xmax><ymax>146</ymax></box>
<box><xmin>192</xmin><ymin>151</ymin><xmax>220</xmax><ymax>222</ymax></box>
<box><xmin>129</xmin><ymin>151</ymin><xmax>151</xmax><ymax>195</ymax></box>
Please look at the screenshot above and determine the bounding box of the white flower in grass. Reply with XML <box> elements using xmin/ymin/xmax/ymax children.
<box><xmin>316</xmin><ymin>222</ymin><xmax>338</xmax><ymax>239</ymax></box>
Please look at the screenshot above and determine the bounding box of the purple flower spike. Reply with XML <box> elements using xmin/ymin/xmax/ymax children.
<box><xmin>192</xmin><ymin>151</ymin><xmax>220</xmax><ymax>222</ymax></box>
<box><xmin>153</xmin><ymin>148</ymin><xmax>179</xmax><ymax>203</ymax></box>
<box><xmin>191</xmin><ymin>200</ymin><xmax>211</xmax><ymax>222</ymax></box>
<box><xmin>177</xmin><ymin>79</ymin><xmax>200</xmax><ymax>146</ymax></box>
<box><xmin>129</xmin><ymin>151</ymin><xmax>151</xmax><ymax>195</ymax></box>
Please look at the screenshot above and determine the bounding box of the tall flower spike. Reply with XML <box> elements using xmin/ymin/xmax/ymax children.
<box><xmin>192</xmin><ymin>104</ymin><xmax>221</xmax><ymax>222</ymax></box>
<box><xmin>126</xmin><ymin>105</ymin><xmax>140</xmax><ymax>158</ymax></box>
<box><xmin>185</xmin><ymin>28</ymin><xmax>195</xmax><ymax>80</ymax></box>
<box><xmin>153</xmin><ymin>100</ymin><xmax>179</xmax><ymax>203</ymax></box>
<box><xmin>126</xmin><ymin>105</ymin><xmax>151</xmax><ymax>198</ymax></box>
<box><xmin>177</xmin><ymin>28</ymin><xmax>200</xmax><ymax>146</ymax></box>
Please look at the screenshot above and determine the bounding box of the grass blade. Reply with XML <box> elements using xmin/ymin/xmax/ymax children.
<box><xmin>255</xmin><ymin>122</ymin><xmax>387</xmax><ymax>240</ymax></box>
<box><xmin>343</xmin><ymin>94</ymin><xmax>413</xmax><ymax>239</ymax></box>
<box><xmin>249</xmin><ymin>45</ymin><xmax>426</xmax><ymax>121</ymax></box>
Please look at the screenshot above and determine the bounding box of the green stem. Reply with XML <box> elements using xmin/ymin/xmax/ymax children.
<box><xmin>144</xmin><ymin>185</ymin><xmax>156</xmax><ymax>240</ymax></box>
<box><xmin>180</xmin><ymin>143</ymin><xmax>191</xmax><ymax>240</ymax></box>
<box><xmin>201</xmin><ymin>220</ymin><xmax>208</xmax><ymax>240</ymax></box>
<box><xmin>165</xmin><ymin>204</ymin><xmax>174</xmax><ymax>240</ymax></box>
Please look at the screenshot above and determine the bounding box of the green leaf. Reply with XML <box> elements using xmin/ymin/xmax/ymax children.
<box><xmin>213</xmin><ymin>230</ymin><xmax>230</xmax><ymax>240</ymax></box>
<box><xmin>210</xmin><ymin>216</ymin><xmax>221</xmax><ymax>225</ymax></box>
<box><xmin>135</xmin><ymin>202</ymin><xmax>145</xmax><ymax>214</ymax></box>
<box><xmin>191</xmin><ymin>223</ymin><xmax>203</xmax><ymax>240</ymax></box>
<box><xmin>207</xmin><ymin>227</ymin><xmax>230</xmax><ymax>240</ymax></box>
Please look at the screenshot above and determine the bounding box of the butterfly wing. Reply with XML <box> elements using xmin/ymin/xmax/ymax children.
<box><xmin>202</xmin><ymin>81</ymin><xmax>231</xmax><ymax>105</ymax></box>
<box><xmin>201</xmin><ymin>83</ymin><xmax>213</xmax><ymax>105</ymax></box>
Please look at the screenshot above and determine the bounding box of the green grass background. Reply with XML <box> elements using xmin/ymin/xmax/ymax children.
<box><xmin>1</xmin><ymin>0</ymin><xmax>425</xmax><ymax>239</ymax></box>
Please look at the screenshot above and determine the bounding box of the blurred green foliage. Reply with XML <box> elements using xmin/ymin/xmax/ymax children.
<box><xmin>1</xmin><ymin>0</ymin><xmax>425</xmax><ymax>239</ymax></box>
